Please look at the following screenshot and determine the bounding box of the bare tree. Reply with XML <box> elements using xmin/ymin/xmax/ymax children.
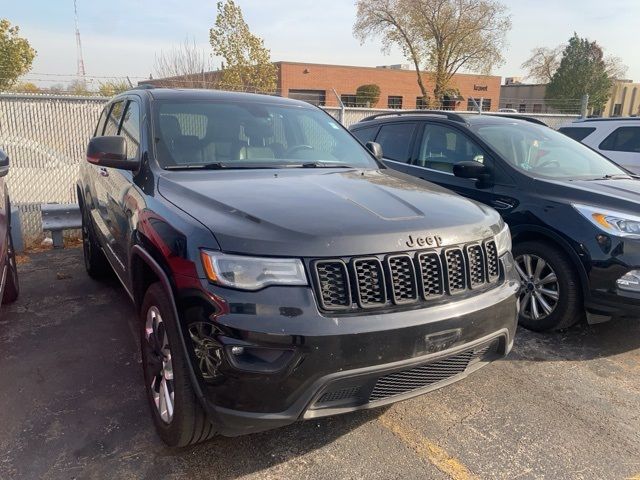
<box><xmin>604</xmin><ymin>55</ymin><xmax>628</xmax><ymax>80</ymax></box>
<box><xmin>523</xmin><ymin>44</ymin><xmax>628</xmax><ymax>83</ymax></box>
<box><xmin>353</xmin><ymin>0</ymin><xmax>430</xmax><ymax>102</ymax></box>
<box><xmin>354</xmin><ymin>0</ymin><xmax>511</xmax><ymax>105</ymax></box>
<box><xmin>153</xmin><ymin>38</ymin><xmax>212</xmax><ymax>88</ymax></box>
<box><xmin>521</xmin><ymin>46</ymin><xmax>564</xmax><ymax>83</ymax></box>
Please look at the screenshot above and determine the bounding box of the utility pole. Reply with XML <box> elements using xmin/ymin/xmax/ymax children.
<box><xmin>74</xmin><ymin>0</ymin><xmax>86</xmax><ymax>79</ymax></box>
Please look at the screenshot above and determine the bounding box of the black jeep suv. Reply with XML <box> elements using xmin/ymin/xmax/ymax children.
<box><xmin>351</xmin><ymin>111</ymin><xmax>640</xmax><ymax>331</ymax></box>
<box><xmin>77</xmin><ymin>88</ymin><xmax>518</xmax><ymax>446</ymax></box>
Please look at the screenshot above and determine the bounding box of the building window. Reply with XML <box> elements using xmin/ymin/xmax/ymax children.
<box><xmin>467</xmin><ymin>98</ymin><xmax>491</xmax><ymax>111</ymax></box>
<box><xmin>288</xmin><ymin>89</ymin><xmax>326</xmax><ymax>106</ymax></box>
<box><xmin>518</xmin><ymin>104</ymin><xmax>526</xmax><ymax>113</ymax></box>
<box><xmin>505</xmin><ymin>103</ymin><xmax>513</xmax><ymax>109</ymax></box>
<box><xmin>533</xmin><ymin>104</ymin><xmax>542</xmax><ymax>113</ymax></box>
<box><xmin>416</xmin><ymin>97</ymin><xmax>428</xmax><ymax>110</ymax></box>
<box><xmin>340</xmin><ymin>94</ymin><xmax>358</xmax><ymax>107</ymax></box>
<box><xmin>613</xmin><ymin>103</ymin><xmax>623</xmax><ymax>116</ymax></box>
<box><xmin>388</xmin><ymin>96</ymin><xmax>403</xmax><ymax>109</ymax></box>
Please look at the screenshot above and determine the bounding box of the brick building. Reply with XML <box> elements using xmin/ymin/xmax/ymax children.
<box><xmin>277</xmin><ymin>62</ymin><xmax>501</xmax><ymax>111</ymax></box>
<box><xmin>142</xmin><ymin>61</ymin><xmax>502</xmax><ymax>112</ymax></box>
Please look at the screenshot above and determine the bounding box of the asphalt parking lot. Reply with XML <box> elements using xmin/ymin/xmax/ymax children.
<box><xmin>1</xmin><ymin>248</ymin><xmax>640</xmax><ymax>480</ymax></box>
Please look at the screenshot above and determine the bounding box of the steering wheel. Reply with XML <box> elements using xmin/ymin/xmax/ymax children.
<box><xmin>536</xmin><ymin>160</ymin><xmax>560</xmax><ymax>169</ymax></box>
<box><xmin>287</xmin><ymin>145</ymin><xmax>314</xmax><ymax>155</ymax></box>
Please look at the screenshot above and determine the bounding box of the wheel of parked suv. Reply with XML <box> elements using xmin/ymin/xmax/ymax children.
<box><xmin>81</xmin><ymin>205</ymin><xmax>111</xmax><ymax>278</ymax></box>
<box><xmin>513</xmin><ymin>241</ymin><xmax>583</xmax><ymax>332</ymax></box>
<box><xmin>2</xmin><ymin>232</ymin><xmax>19</xmax><ymax>304</ymax></box>
<box><xmin>140</xmin><ymin>282</ymin><xmax>216</xmax><ymax>447</ymax></box>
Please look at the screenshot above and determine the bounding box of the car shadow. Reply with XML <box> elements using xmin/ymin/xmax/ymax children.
<box><xmin>141</xmin><ymin>407</ymin><xmax>389</xmax><ymax>479</ymax></box>
<box><xmin>509</xmin><ymin>316</ymin><xmax>640</xmax><ymax>362</ymax></box>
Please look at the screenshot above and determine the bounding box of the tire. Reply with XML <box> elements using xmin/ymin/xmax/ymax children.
<box><xmin>513</xmin><ymin>240</ymin><xmax>583</xmax><ymax>332</ymax></box>
<box><xmin>140</xmin><ymin>282</ymin><xmax>216</xmax><ymax>447</ymax></box>
<box><xmin>2</xmin><ymin>232</ymin><xmax>19</xmax><ymax>304</ymax></box>
<box><xmin>81</xmin><ymin>204</ymin><xmax>111</xmax><ymax>279</ymax></box>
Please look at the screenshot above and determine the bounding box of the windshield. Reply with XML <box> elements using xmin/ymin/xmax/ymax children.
<box><xmin>152</xmin><ymin>99</ymin><xmax>377</xmax><ymax>169</ymax></box>
<box><xmin>471</xmin><ymin>122</ymin><xmax>629</xmax><ymax>180</ymax></box>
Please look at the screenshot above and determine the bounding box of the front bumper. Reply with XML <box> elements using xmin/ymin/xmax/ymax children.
<box><xmin>584</xmin><ymin>237</ymin><xmax>640</xmax><ymax>318</ymax></box>
<box><xmin>177</xmin><ymin>257</ymin><xmax>519</xmax><ymax>437</ymax></box>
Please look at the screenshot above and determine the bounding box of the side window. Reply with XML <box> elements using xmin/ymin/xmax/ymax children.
<box><xmin>416</xmin><ymin>124</ymin><xmax>485</xmax><ymax>173</ymax></box>
<box><xmin>120</xmin><ymin>101</ymin><xmax>141</xmax><ymax>160</ymax></box>
<box><xmin>351</xmin><ymin>126</ymin><xmax>379</xmax><ymax>145</ymax></box>
<box><xmin>94</xmin><ymin>107</ymin><xmax>108</xmax><ymax>137</ymax></box>
<box><xmin>375</xmin><ymin>123</ymin><xmax>416</xmax><ymax>163</ymax></box>
<box><xmin>103</xmin><ymin>101</ymin><xmax>124</xmax><ymax>137</ymax></box>
<box><xmin>599</xmin><ymin>127</ymin><xmax>640</xmax><ymax>153</ymax></box>
<box><xmin>558</xmin><ymin>127</ymin><xmax>596</xmax><ymax>142</ymax></box>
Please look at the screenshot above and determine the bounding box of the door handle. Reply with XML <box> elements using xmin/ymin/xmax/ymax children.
<box><xmin>99</xmin><ymin>167</ymin><xmax>109</xmax><ymax>177</ymax></box>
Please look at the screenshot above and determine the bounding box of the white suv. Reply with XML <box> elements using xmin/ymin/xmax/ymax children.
<box><xmin>559</xmin><ymin>118</ymin><xmax>640</xmax><ymax>174</ymax></box>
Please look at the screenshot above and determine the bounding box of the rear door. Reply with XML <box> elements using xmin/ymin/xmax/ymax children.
<box><xmin>90</xmin><ymin>100</ymin><xmax>125</xmax><ymax>250</ymax></box>
<box><xmin>597</xmin><ymin>126</ymin><xmax>640</xmax><ymax>173</ymax></box>
<box><xmin>101</xmin><ymin>98</ymin><xmax>141</xmax><ymax>275</ymax></box>
<box><xmin>386</xmin><ymin>121</ymin><xmax>501</xmax><ymax>206</ymax></box>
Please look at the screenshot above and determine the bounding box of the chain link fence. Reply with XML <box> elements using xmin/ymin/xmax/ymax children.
<box><xmin>0</xmin><ymin>93</ymin><xmax>579</xmax><ymax>243</ymax></box>
<box><xmin>0</xmin><ymin>93</ymin><xmax>107</xmax><ymax>241</ymax></box>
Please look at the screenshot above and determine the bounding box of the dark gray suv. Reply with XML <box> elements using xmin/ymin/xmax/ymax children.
<box><xmin>77</xmin><ymin>88</ymin><xmax>518</xmax><ymax>446</ymax></box>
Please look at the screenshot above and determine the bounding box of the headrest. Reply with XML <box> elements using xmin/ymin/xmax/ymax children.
<box><xmin>160</xmin><ymin>115</ymin><xmax>182</xmax><ymax>139</ymax></box>
<box><xmin>243</xmin><ymin>118</ymin><xmax>273</xmax><ymax>142</ymax></box>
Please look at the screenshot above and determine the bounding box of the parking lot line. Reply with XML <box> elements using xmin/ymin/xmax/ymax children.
<box><xmin>378</xmin><ymin>412</ymin><xmax>478</xmax><ymax>480</ymax></box>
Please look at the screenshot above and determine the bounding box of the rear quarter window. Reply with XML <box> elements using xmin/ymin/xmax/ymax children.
<box><xmin>599</xmin><ymin>126</ymin><xmax>640</xmax><ymax>153</ymax></box>
<box><xmin>558</xmin><ymin>127</ymin><xmax>596</xmax><ymax>142</ymax></box>
<box><xmin>351</xmin><ymin>125</ymin><xmax>379</xmax><ymax>145</ymax></box>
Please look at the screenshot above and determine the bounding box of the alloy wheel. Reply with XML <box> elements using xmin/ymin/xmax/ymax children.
<box><xmin>145</xmin><ymin>306</ymin><xmax>175</xmax><ymax>424</ymax></box>
<box><xmin>515</xmin><ymin>254</ymin><xmax>560</xmax><ymax>321</ymax></box>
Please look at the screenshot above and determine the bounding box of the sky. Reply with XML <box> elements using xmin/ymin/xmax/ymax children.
<box><xmin>2</xmin><ymin>0</ymin><xmax>639</xmax><ymax>88</ymax></box>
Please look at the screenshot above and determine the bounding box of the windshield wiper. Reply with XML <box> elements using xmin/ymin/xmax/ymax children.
<box><xmin>300</xmin><ymin>162</ymin><xmax>357</xmax><ymax>168</ymax></box>
<box><xmin>585</xmin><ymin>174</ymin><xmax>635</xmax><ymax>180</ymax></box>
<box><xmin>165</xmin><ymin>162</ymin><xmax>283</xmax><ymax>170</ymax></box>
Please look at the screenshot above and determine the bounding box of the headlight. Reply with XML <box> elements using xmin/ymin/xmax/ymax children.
<box><xmin>573</xmin><ymin>204</ymin><xmax>640</xmax><ymax>238</ymax></box>
<box><xmin>495</xmin><ymin>223</ymin><xmax>512</xmax><ymax>256</ymax></box>
<box><xmin>200</xmin><ymin>251</ymin><xmax>307</xmax><ymax>290</ymax></box>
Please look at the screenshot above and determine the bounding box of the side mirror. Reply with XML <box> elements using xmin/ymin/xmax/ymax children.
<box><xmin>453</xmin><ymin>160</ymin><xmax>490</xmax><ymax>180</ymax></box>
<box><xmin>366</xmin><ymin>141</ymin><xmax>383</xmax><ymax>161</ymax></box>
<box><xmin>87</xmin><ymin>136</ymin><xmax>138</xmax><ymax>170</ymax></box>
<box><xmin>0</xmin><ymin>149</ymin><xmax>8</xmax><ymax>178</ymax></box>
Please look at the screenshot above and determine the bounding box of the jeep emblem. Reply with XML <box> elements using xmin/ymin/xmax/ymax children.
<box><xmin>406</xmin><ymin>234</ymin><xmax>443</xmax><ymax>248</ymax></box>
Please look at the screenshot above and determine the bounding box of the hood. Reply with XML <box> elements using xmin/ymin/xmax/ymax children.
<box><xmin>540</xmin><ymin>178</ymin><xmax>640</xmax><ymax>211</ymax></box>
<box><xmin>158</xmin><ymin>168</ymin><xmax>501</xmax><ymax>257</ymax></box>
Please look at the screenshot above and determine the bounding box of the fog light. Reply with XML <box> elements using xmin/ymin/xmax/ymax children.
<box><xmin>617</xmin><ymin>271</ymin><xmax>640</xmax><ymax>292</ymax></box>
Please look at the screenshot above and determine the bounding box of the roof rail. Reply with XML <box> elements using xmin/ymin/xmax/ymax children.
<box><xmin>578</xmin><ymin>117</ymin><xmax>640</xmax><ymax>122</ymax></box>
<box><xmin>359</xmin><ymin>110</ymin><xmax>467</xmax><ymax>124</ymax></box>
<box><xmin>486</xmin><ymin>113</ymin><xmax>548</xmax><ymax>127</ymax></box>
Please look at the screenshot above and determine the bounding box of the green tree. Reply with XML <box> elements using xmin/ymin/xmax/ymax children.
<box><xmin>356</xmin><ymin>84</ymin><xmax>381</xmax><ymax>107</ymax></box>
<box><xmin>98</xmin><ymin>80</ymin><xmax>130</xmax><ymax>97</ymax></box>
<box><xmin>0</xmin><ymin>19</ymin><xmax>36</xmax><ymax>91</ymax></box>
<box><xmin>209</xmin><ymin>0</ymin><xmax>277</xmax><ymax>93</ymax></box>
<box><xmin>546</xmin><ymin>34</ymin><xmax>613</xmax><ymax>112</ymax></box>
<box><xmin>354</xmin><ymin>0</ymin><xmax>510</xmax><ymax>105</ymax></box>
